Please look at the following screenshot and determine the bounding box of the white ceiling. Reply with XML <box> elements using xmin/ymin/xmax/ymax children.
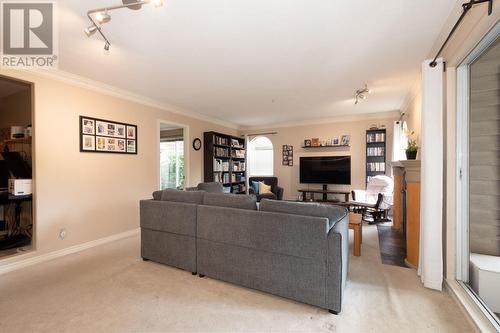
<box><xmin>59</xmin><ymin>0</ymin><xmax>456</xmax><ymax>127</ymax></box>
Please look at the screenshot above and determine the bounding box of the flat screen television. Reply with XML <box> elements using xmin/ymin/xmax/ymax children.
<box><xmin>300</xmin><ymin>156</ymin><xmax>351</xmax><ymax>185</ymax></box>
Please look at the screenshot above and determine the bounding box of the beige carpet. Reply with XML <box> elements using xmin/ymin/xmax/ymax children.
<box><xmin>0</xmin><ymin>225</ymin><xmax>473</xmax><ymax>332</ymax></box>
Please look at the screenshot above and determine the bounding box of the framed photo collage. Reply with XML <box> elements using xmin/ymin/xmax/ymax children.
<box><xmin>80</xmin><ymin>116</ymin><xmax>138</xmax><ymax>154</ymax></box>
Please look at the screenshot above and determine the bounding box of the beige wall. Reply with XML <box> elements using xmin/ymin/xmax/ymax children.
<box><xmin>0</xmin><ymin>70</ymin><xmax>237</xmax><ymax>263</ymax></box>
<box><xmin>243</xmin><ymin>115</ymin><xmax>397</xmax><ymax>200</ymax></box>
<box><xmin>0</xmin><ymin>89</ymin><xmax>32</xmax><ymax>128</ymax></box>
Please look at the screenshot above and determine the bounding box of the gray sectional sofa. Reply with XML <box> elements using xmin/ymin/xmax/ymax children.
<box><xmin>140</xmin><ymin>189</ymin><xmax>349</xmax><ymax>314</ymax></box>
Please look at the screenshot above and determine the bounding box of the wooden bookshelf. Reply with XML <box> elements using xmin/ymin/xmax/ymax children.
<box><xmin>366</xmin><ymin>129</ymin><xmax>386</xmax><ymax>185</ymax></box>
<box><xmin>203</xmin><ymin>131</ymin><xmax>247</xmax><ymax>194</ymax></box>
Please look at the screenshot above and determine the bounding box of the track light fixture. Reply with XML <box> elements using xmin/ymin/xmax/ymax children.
<box><xmin>355</xmin><ymin>84</ymin><xmax>371</xmax><ymax>105</ymax></box>
<box><xmin>95</xmin><ymin>11</ymin><xmax>111</xmax><ymax>24</ymax></box>
<box><xmin>85</xmin><ymin>0</ymin><xmax>164</xmax><ymax>53</ymax></box>
<box><xmin>84</xmin><ymin>25</ymin><xmax>98</xmax><ymax>37</ymax></box>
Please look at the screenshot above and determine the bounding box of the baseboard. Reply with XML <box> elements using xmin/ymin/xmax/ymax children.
<box><xmin>445</xmin><ymin>279</ymin><xmax>499</xmax><ymax>333</ymax></box>
<box><xmin>0</xmin><ymin>228</ymin><xmax>140</xmax><ymax>276</ymax></box>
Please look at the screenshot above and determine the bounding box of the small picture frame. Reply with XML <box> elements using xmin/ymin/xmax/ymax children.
<box><xmin>127</xmin><ymin>139</ymin><xmax>137</xmax><ymax>153</ymax></box>
<box><xmin>127</xmin><ymin>126</ymin><xmax>136</xmax><ymax>140</ymax></box>
<box><xmin>311</xmin><ymin>138</ymin><xmax>320</xmax><ymax>147</ymax></box>
<box><xmin>282</xmin><ymin>145</ymin><xmax>293</xmax><ymax>167</ymax></box>
<box><xmin>82</xmin><ymin>135</ymin><xmax>95</xmax><ymax>151</ymax></box>
<box><xmin>333</xmin><ymin>137</ymin><xmax>340</xmax><ymax>146</ymax></box>
<box><xmin>82</xmin><ymin>118</ymin><xmax>95</xmax><ymax>135</ymax></box>
<box><xmin>341</xmin><ymin>135</ymin><xmax>351</xmax><ymax>146</ymax></box>
<box><xmin>304</xmin><ymin>139</ymin><xmax>311</xmax><ymax>147</ymax></box>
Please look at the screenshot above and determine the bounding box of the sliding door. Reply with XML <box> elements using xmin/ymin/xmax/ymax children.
<box><xmin>457</xmin><ymin>24</ymin><xmax>499</xmax><ymax>327</ymax></box>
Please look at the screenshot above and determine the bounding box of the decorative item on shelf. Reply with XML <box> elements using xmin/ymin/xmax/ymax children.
<box><xmin>311</xmin><ymin>138</ymin><xmax>320</xmax><ymax>147</ymax></box>
<box><xmin>282</xmin><ymin>145</ymin><xmax>293</xmax><ymax>166</ymax></box>
<box><xmin>332</xmin><ymin>137</ymin><xmax>340</xmax><ymax>146</ymax></box>
<box><xmin>80</xmin><ymin>116</ymin><xmax>137</xmax><ymax>154</ymax></box>
<box><xmin>192</xmin><ymin>138</ymin><xmax>202</xmax><ymax>151</ymax></box>
<box><xmin>304</xmin><ymin>139</ymin><xmax>311</xmax><ymax>147</ymax></box>
<box><xmin>10</xmin><ymin>126</ymin><xmax>25</xmax><ymax>139</ymax></box>
<box><xmin>406</xmin><ymin>131</ymin><xmax>418</xmax><ymax>160</ymax></box>
<box><xmin>341</xmin><ymin>135</ymin><xmax>351</xmax><ymax>146</ymax></box>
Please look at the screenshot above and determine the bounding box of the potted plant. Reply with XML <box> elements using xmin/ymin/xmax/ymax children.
<box><xmin>406</xmin><ymin>131</ymin><xmax>418</xmax><ymax>160</ymax></box>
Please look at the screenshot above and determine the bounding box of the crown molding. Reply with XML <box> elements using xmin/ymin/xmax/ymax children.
<box><xmin>240</xmin><ymin>110</ymin><xmax>401</xmax><ymax>131</ymax></box>
<box><xmin>18</xmin><ymin>68</ymin><xmax>240</xmax><ymax>130</ymax></box>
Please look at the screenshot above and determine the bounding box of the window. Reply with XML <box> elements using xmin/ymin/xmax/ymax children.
<box><xmin>160</xmin><ymin>140</ymin><xmax>184</xmax><ymax>189</ymax></box>
<box><xmin>248</xmin><ymin>136</ymin><xmax>274</xmax><ymax>176</ymax></box>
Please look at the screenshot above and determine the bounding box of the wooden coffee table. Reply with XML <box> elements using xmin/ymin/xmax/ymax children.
<box><xmin>349</xmin><ymin>213</ymin><xmax>362</xmax><ymax>256</ymax></box>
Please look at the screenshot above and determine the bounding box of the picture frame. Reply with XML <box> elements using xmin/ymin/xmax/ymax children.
<box><xmin>80</xmin><ymin>116</ymin><xmax>138</xmax><ymax>154</ymax></box>
<box><xmin>304</xmin><ymin>139</ymin><xmax>311</xmax><ymax>147</ymax></box>
<box><xmin>332</xmin><ymin>137</ymin><xmax>340</xmax><ymax>146</ymax></box>
<box><xmin>282</xmin><ymin>145</ymin><xmax>293</xmax><ymax>166</ymax></box>
<box><xmin>341</xmin><ymin>135</ymin><xmax>351</xmax><ymax>146</ymax></box>
<box><xmin>311</xmin><ymin>138</ymin><xmax>320</xmax><ymax>147</ymax></box>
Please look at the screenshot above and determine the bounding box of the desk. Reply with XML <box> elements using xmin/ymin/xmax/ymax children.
<box><xmin>298</xmin><ymin>189</ymin><xmax>350</xmax><ymax>202</ymax></box>
<box><xmin>0</xmin><ymin>193</ymin><xmax>32</xmax><ymax>236</ymax></box>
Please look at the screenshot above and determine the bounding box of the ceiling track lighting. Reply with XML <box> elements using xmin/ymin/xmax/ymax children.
<box><xmin>85</xmin><ymin>0</ymin><xmax>164</xmax><ymax>52</ymax></box>
<box><xmin>354</xmin><ymin>84</ymin><xmax>371</xmax><ymax>105</ymax></box>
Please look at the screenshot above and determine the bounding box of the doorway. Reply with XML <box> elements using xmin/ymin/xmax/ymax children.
<box><xmin>159</xmin><ymin>122</ymin><xmax>186</xmax><ymax>190</ymax></box>
<box><xmin>456</xmin><ymin>23</ymin><xmax>499</xmax><ymax>327</ymax></box>
<box><xmin>0</xmin><ymin>76</ymin><xmax>34</xmax><ymax>258</ymax></box>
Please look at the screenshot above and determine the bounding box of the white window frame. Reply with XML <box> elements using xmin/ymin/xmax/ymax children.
<box><xmin>247</xmin><ymin>136</ymin><xmax>274</xmax><ymax>177</ymax></box>
<box><xmin>455</xmin><ymin>22</ymin><xmax>500</xmax><ymax>330</ymax></box>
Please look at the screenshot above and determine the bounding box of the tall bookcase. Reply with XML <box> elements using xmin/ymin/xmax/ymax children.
<box><xmin>203</xmin><ymin>131</ymin><xmax>247</xmax><ymax>194</ymax></box>
<box><xmin>366</xmin><ymin>129</ymin><xmax>387</xmax><ymax>185</ymax></box>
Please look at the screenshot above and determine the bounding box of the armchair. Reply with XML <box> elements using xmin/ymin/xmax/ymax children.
<box><xmin>350</xmin><ymin>175</ymin><xmax>394</xmax><ymax>224</ymax></box>
<box><xmin>248</xmin><ymin>176</ymin><xmax>284</xmax><ymax>202</ymax></box>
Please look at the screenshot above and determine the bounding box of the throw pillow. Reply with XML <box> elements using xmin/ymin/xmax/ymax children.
<box><xmin>251</xmin><ymin>181</ymin><xmax>260</xmax><ymax>194</ymax></box>
<box><xmin>259</xmin><ymin>182</ymin><xmax>272</xmax><ymax>194</ymax></box>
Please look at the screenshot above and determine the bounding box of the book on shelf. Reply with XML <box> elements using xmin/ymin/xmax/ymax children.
<box><xmin>214</xmin><ymin>147</ymin><xmax>229</xmax><ymax>157</ymax></box>
<box><xmin>215</xmin><ymin>136</ymin><xmax>230</xmax><ymax>146</ymax></box>
<box><xmin>213</xmin><ymin>159</ymin><xmax>230</xmax><ymax>171</ymax></box>
<box><xmin>222</xmin><ymin>186</ymin><xmax>231</xmax><ymax>194</ymax></box>
<box><xmin>367</xmin><ymin>147</ymin><xmax>385</xmax><ymax>156</ymax></box>
<box><xmin>367</xmin><ymin>162</ymin><xmax>386</xmax><ymax>172</ymax></box>
<box><xmin>232</xmin><ymin>161</ymin><xmax>246</xmax><ymax>171</ymax></box>
<box><xmin>366</xmin><ymin>132</ymin><xmax>386</xmax><ymax>143</ymax></box>
<box><xmin>231</xmin><ymin>149</ymin><xmax>246</xmax><ymax>158</ymax></box>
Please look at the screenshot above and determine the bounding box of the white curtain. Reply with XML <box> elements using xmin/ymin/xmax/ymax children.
<box><xmin>418</xmin><ymin>58</ymin><xmax>444</xmax><ymax>291</ymax></box>
<box><xmin>392</xmin><ymin>120</ymin><xmax>408</xmax><ymax>161</ymax></box>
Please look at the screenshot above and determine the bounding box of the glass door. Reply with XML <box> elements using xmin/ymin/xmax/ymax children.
<box><xmin>457</xmin><ymin>23</ymin><xmax>499</xmax><ymax>327</ymax></box>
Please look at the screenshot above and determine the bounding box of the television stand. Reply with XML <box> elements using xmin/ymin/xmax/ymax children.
<box><xmin>298</xmin><ymin>187</ymin><xmax>350</xmax><ymax>203</ymax></box>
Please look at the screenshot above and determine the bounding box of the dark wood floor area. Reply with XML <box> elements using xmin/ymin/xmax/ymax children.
<box><xmin>376</xmin><ymin>223</ymin><xmax>409</xmax><ymax>268</ymax></box>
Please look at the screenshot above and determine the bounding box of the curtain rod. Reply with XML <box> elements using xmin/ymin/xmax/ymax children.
<box><xmin>244</xmin><ymin>132</ymin><xmax>278</xmax><ymax>137</ymax></box>
<box><xmin>430</xmin><ymin>0</ymin><xmax>493</xmax><ymax>68</ymax></box>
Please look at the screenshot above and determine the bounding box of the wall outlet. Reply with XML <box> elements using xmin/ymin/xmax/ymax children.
<box><xmin>59</xmin><ymin>229</ymin><xmax>67</xmax><ymax>240</ymax></box>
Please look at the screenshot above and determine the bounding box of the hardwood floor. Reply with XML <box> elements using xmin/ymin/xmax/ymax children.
<box><xmin>376</xmin><ymin>223</ymin><xmax>409</xmax><ymax>268</ymax></box>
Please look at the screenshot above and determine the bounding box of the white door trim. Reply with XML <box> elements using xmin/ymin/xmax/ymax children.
<box><xmin>156</xmin><ymin>119</ymin><xmax>190</xmax><ymax>189</ymax></box>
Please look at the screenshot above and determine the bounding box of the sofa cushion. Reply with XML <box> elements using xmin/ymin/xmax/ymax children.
<box><xmin>152</xmin><ymin>190</ymin><xmax>163</xmax><ymax>201</ymax></box>
<box><xmin>160</xmin><ymin>188</ymin><xmax>205</xmax><ymax>204</ymax></box>
<box><xmin>203</xmin><ymin>193</ymin><xmax>257</xmax><ymax>210</ymax></box>
<box><xmin>259</xmin><ymin>182</ymin><xmax>272</xmax><ymax>194</ymax></box>
<box><xmin>251</xmin><ymin>181</ymin><xmax>260</xmax><ymax>194</ymax></box>
<box><xmin>197</xmin><ymin>182</ymin><xmax>224</xmax><ymax>193</ymax></box>
<box><xmin>259</xmin><ymin>199</ymin><xmax>348</xmax><ymax>232</ymax></box>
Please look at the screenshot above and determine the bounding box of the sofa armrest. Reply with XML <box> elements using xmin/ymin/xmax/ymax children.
<box><xmin>326</xmin><ymin>211</ymin><xmax>349</xmax><ymax>313</ymax></box>
<box><xmin>274</xmin><ymin>185</ymin><xmax>284</xmax><ymax>200</ymax></box>
<box><xmin>140</xmin><ymin>199</ymin><xmax>197</xmax><ymax>236</ymax></box>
